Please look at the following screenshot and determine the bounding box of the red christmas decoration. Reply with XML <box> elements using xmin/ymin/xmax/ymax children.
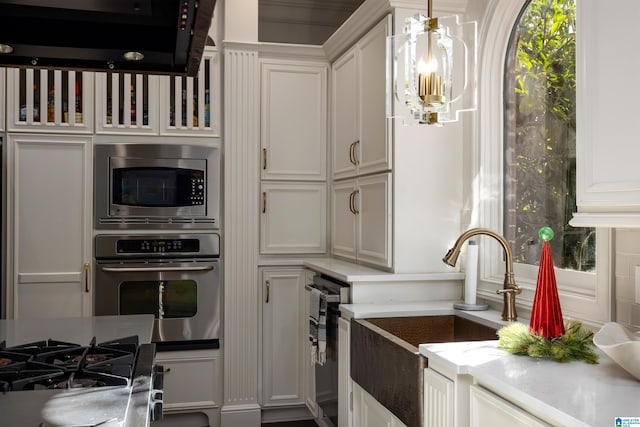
<box><xmin>529</xmin><ymin>230</ymin><xmax>565</xmax><ymax>339</ymax></box>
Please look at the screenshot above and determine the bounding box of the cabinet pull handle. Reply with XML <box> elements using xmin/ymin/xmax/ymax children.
<box><xmin>84</xmin><ymin>262</ymin><xmax>90</xmax><ymax>293</ymax></box>
<box><xmin>263</xmin><ymin>148</ymin><xmax>267</xmax><ymax>170</ymax></box>
<box><xmin>349</xmin><ymin>191</ymin><xmax>355</xmax><ymax>214</ymax></box>
<box><xmin>165</xmin><ymin>368</ymin><xmax>171</xmax><ymax>374</ymax></box>
<box><xmin>265</xmin><ymin>280</ymin><xmax>270</xmax><ymax>303</ymax></box>
<box><xmin>353</xmin><ymin>140</ymin><xmax>360</xmax><ymax>165</ymax></box>
<box><xmin>262</xmin><ymin>191</ymin><xmax>267</xmax><ymax>213</ymax></box>
<box><xmin>349</xmin><ymin>141</ymin><xmax>356</xmax><ymax>165</ymax></box>
<box><xmin>352</xmin><ymin>190</ymin><xmax>360</xmax><ymax>214</ymax></box>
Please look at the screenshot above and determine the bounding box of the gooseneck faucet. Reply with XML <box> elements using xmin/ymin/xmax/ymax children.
<box><xmin>443</xmin><ymin>228</ymin><xmax>522</xmax><ymax>321</ymax></box>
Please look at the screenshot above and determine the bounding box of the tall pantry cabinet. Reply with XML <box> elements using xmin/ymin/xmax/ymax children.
<box><xmin>330</xmin><ymin>16</ymin><xmax>393</xmax><ymax>270</ymax></box>
<box><xmin>258</xmin><ymin>53</ymin><xmax>329</xmax><ymax>418</ymax></box>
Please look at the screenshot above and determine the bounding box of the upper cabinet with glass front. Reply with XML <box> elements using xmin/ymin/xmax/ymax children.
<box><xmin>571</xmin><ymin>0</ymin><xmax>640</xmax><ymax>227</ymax></box>
<box><xmin>5</xmin><ymin>68</ymin><xmax>94</xmax><ymax>133</ymax></box>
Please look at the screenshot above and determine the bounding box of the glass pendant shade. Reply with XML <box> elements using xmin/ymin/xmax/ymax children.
<box><xmin>389</xmin><ymin>13</ymin><xmax>477</xmax><ymax>125</ymax></box>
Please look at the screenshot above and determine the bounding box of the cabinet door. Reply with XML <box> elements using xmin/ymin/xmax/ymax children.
<box><xmin>260</xmin><ymin>181</ymin><xmax>327</xmax><ymax>254</ymax></box>
<box><xmin>7</xmin><ymin>134</ymin><xmax>92</xmax><ymax>318</ymax></box>
<box><xmin>261</xmin><ymin>60</ymin><xmax>328</xmax><ymax>181</ymax></box>
<box><xmin>571</xmin><ymin>0</ymin><xmax>640</xmax><ymax>225</ymax></box>
<box><xmin>155</xmin><ymin>349</ymin><xmax>222</xmax><ymax>412</ymax></box>
<box><xmin>159</xmin><ymin>49</ymin><xmax>221</xmax><ymax>136</ymax></box>
<box><xmin>6</xmin><ymin>68</ymin><xmax>94</xmax><ymax>132</ymax></box>
<box><xmin>357</xmin><ymin>16</ymin><xmax>392</xmax><ymax>177</ymax></box>
<box><xmin>95</xmin><ymin>72</ymin><xmax>159</xmax><ymax>134</ymax></box>
<box><xmin>469</xmin><ymin>385</ymin><xmax>552</xmax><ymax>427</ymax></box>
<box><xmin>332</xmin><ymin>48</ymin><xmax>359</xmax><ymax>180</ymax></box>
<box><xmin>338</xmin><ymin>317</ymin><xmax>352</xmax><ymax>427</ymax></box>
<box><xmin>261</xmin><ymin>268</ymin><xmax>307</xmax><ymax>407</ymax></box>
<box><xmin>331</xmin><ymin>179</ymin><xmax>358</xmax><ymax>262</ymax></box>
<box><xmin>357</xmin><ymin>173</ymin><xmax>392</xmax><ymax>269</ymax></box>
<box><xmin>424</xmin><ymin>368</ymin><xmax>453</xmax><ymax>427</ymax></box>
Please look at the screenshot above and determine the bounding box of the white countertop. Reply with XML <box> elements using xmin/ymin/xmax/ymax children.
<box><xmin>0</xmin><ymin>314</ymin><xmax>155</xmax><ymax>346</ymax></box>
<box><xmin>259</xmin><ymin>256</ymin><xmax>464</xmax><ymax>283</ymax></box>
<box><xmin>471</xmin><ymin>347</ymin><xmax>640</xmax><ymax>426</ymax></box>
<box><xmin>419</xmin><ymin>327</ymin><xmax>640</xmax><ymax>426</ymax></box>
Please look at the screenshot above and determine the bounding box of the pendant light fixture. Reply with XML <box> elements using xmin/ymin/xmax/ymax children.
<box><xmin>389</xmin><ymin>0</ymin><xmax>477</xmax><ymax>125</ymax></box>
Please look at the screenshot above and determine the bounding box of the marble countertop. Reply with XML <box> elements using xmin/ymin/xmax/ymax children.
<box><xmin>419</xmin><ymin>327</ymin><xmax>640</xmax><ymax>426</ymax></box>
<box><xmin>259</xmin><ymin>256</ymin><xmax>464</xmax><ymax>283</ymax></box>
<box><xmin>0</xmin><ymin>314</ymin><xmax>155</xmax><ymax>346</ymax></box>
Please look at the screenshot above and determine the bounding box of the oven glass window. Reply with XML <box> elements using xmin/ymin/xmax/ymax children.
<box><xmin>119</xmin><ymin>280</ymin><xmax>197</xmax><ymax>318</ymax></box>
<box><xmin>112</xmin><ymin>167</ymin><xmax>204</xmax><ymax>207</ymax></box>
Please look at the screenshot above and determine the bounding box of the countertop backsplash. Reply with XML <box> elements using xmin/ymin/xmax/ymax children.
<box><xmin>614</xmin><ymin>229</ymin><xmax>640</xmax><ymax>331</ymax></box>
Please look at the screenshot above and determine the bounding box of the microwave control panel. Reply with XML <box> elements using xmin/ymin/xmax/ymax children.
<box><xmin>190</xmin><ymin>174</ymin><xmax>205</xmax><ymax>205</ymax></box>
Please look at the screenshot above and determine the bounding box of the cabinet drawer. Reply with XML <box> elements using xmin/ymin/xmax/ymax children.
<box><xmin>469</xmin><ymin>385</ymin><xmax>551</xmax><ymax>427</ymax></box>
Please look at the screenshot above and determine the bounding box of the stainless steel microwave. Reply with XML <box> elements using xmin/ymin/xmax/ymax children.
<box><xmin>94</xmin><ymin>143</ymin><xmax>220</xmax><ymax>229</ymax></box>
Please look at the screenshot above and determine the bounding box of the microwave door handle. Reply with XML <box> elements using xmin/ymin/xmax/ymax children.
<box><xmin>101</xmin><ymin>266</ymin><xmax>214</xmax><ymax>273</ymax></box>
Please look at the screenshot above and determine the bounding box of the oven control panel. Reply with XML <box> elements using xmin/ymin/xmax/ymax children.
<box><xmin>117</xmin><ymin>238</ymin><xmax>200</xmax><ymax>254</ymax></box>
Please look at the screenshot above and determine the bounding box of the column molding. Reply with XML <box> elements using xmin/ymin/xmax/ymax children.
<box><xmin>222</xmin><ymin>47</ymin><xmax>262</xmax><ymax>427</ymax></box>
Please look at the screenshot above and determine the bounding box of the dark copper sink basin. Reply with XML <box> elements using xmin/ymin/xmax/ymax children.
<box><xmin>351</xmin><ymin>315</ymin><xmax>498</xmax><ymax>427</ymax></box>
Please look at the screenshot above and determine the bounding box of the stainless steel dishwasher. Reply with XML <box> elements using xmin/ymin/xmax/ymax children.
<box><xmin>307</xmin><ymin>274</ymin><xmax>350</xmax><ymax>427</ymax></box>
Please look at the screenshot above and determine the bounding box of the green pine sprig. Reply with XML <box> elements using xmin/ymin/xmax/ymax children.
<box><xmin>497</xmin><ymin>320</ymin><xmax>599</xmax><ymax>364</ymax></box>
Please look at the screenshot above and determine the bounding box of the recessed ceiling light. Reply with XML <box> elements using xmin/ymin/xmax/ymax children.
<box><xmin>123</xmin><ymin>51</ymin><xmax>144</xmax><ymax>61</ymax></box>
<box><xmin>0</xmin><ymin>44</ymin><xmax>14</xmax><ymax>54</ymax></box>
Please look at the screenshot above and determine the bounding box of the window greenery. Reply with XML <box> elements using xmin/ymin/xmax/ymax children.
<box><xmin>504</xmin><ymin>0</ymin><xmax>594</xmax><ymax>271</ymax></box>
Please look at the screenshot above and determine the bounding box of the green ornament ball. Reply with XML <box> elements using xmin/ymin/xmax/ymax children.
<box><xmin>539</xmin><ymin>226</ymin><xmax>554</xmax><ymax>242</ymax></box>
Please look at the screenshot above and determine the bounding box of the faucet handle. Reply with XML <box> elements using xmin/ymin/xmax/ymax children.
<box><xmin>497</xmin><ymin>285</ymin><xmax>522</xmax><ymax>295</ymax></box>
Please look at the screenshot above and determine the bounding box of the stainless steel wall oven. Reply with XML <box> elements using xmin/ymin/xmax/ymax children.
<box><xmin>94</xmin><ymin>143</ymin><xmax>220</xmax><ymax>229</ymax></box>
<box><xmin>94</xmin><ymin>233</ymin><xmax>221</xmax><ymax>350</ymax></box>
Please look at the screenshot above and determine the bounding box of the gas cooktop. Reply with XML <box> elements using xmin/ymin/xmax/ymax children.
<box><xmin>0</xmin><ymin>335</ymin><xmax>162</xmax><ymax>427</ymax></box>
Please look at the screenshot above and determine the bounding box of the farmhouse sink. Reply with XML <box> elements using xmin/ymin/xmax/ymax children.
<box><xmin>351</xmin><ymin>315</ymin><xmax>498</xmax><ymax>427</ymax></box>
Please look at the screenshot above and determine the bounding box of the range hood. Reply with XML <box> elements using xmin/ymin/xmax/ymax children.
<box><xmin>0</xmin><ymin>0</ymin><xmax>216</xmax><ymax>77</ymax></box>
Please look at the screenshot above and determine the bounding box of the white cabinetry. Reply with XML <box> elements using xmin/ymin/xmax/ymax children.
<box><xmin>155</xmin><ymin>349</ymin><xmax>222</xmax><ymax>427</ymax></box>
<box><xmin>260</xmin><ymin>268</ymin><xmax>309</xmax><ymax>408</ymax></box>
<box><xmin>331</xmin><ymin>16</ymin><xmax>391</xmax><ymax>181</ymax></box>
<box><xmin>469</xmin><ymin>385</ymin><xmax>551</xmax><ymax>427</ymax></box>
<box><xmin>571</xmin><ymin>0</ymin><xmax>640</xmax><ymax>227</ymax></box>
<box><xmin>331</xmin><ymin>173</ymin><xmax>392</xmax><ymax>269</ymax></box>
<box><xmin>260</xmin><ymin>181</ymin><xmax>327</xmax><ymax>254</ymax></box>
<box><xmin>94</xmin><ymin>48</ymin><xmax>220</xmax><ymax>136</ymax></box>
<box><xmin>261</xmin><ymin>59</ymin><xmax>327</xmax><ymax>181</ymax></box>
<box><xmin>6</xmin><ymin>133</ymin><xmax>92</xmax><ymax>318</ymax></box>
<box><xmin>424</xmin><ymin>368</ymin><xmax>454</xmax><ymax>427</ymax></box>
<box><xmin>352</xmin><ymin>381</ymin><xmax>407</xmax><ymax>427</ymax></box>
<box><xmin>259</xmin><ymin>57</ymin><xmax>328</xmax><ymax>255</ymax></box>
<box><xmin>6</xmin><ymin>68</ymin><xmax>93</xmax><ymax>132</ymax></box>
<box><xmin>338</xmin><ymin>317</ymin><xmax>352</xmax><ymax>427</ymax></box>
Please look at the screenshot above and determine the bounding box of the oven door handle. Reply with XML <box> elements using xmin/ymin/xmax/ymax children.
<box><xmin>101</xmin><ymin>266</ymin><xmax>214</xmax><ymax>273</ymax></box>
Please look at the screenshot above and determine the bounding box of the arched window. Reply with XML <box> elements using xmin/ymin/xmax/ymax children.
<box><xmin>504</xmin><ymin>0</ymin><xmax>595</xmax><ymax>271</ymax></box>
<box><xmin>475</xmin><ymin>0</ymin><xmax>610</xmax><ymax>324</ymax></box>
